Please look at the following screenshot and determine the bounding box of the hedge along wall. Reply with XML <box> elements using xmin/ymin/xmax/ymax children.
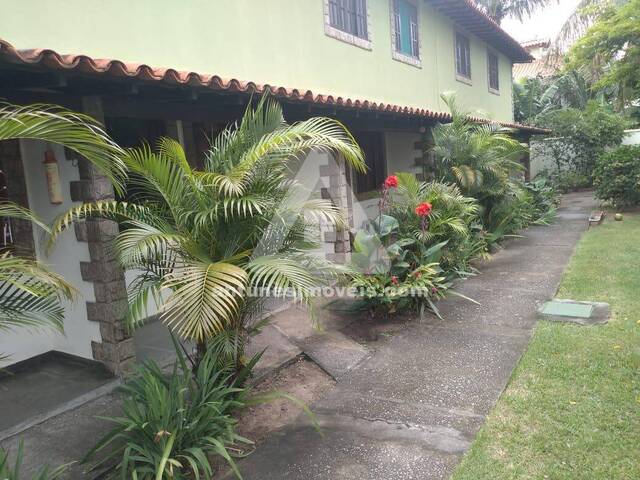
<box><xmin>529</xmin><ymin>129</ymin><xmax>640</xmax><ymax>179</ymax></box>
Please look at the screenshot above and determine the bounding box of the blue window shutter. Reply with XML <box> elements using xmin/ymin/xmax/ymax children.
<box><xmin>394</xmin><ymin>0</ymin><xmax>418</xmax><ymax>57</ymax></box>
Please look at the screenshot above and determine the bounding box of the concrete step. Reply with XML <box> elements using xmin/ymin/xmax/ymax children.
<box><xmin>293</xmin><ymin>330</ymin><xmax>369</xmax><ymax>380</ymax></box>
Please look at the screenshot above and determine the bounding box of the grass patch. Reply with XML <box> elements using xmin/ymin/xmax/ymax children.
<box><xmin>452</xmin><ymin>214</ymin><xmax>640</xmax><ymax>480</ymax></box>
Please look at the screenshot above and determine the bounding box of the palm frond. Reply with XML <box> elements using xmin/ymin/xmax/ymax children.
<box><xmin>161</xmin><ymin>261</ymin><xmax>248</xmax><ymax>342</ymax></box>
<box><xmin>0</xmin><ymin>252</ymin><xmax>75</xmax><ymax>333</ymax></box>
<box><xmin>0</xmin><ymin>103</ymin><xmax>126</xmax><ymax>194</ymax></box>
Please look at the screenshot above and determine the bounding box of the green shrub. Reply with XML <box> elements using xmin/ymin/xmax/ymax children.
<box><xmin>388</xmin><ymin>173</ymin><xmax>481</xmax><ymax>273</ymax></box>
<box><xmin>549</xmin><ymin>170</ymin><xmax>591</xmax><ymax>193</ymax></box>
<box><xmin>537</xmin><ymin>102</ymin><xmax>628</xmax><ymax>179</ymax></box>
<box><xmin>348</xmin><ymin>174</ymin><xmax>478</xmax><ymax>318</ymax></box>
<box><xmin>84</xmin><ymin>345</ymin><xmax>259</xmax><ymax>479</ymax></box>
<box><xmin>523</xmin><ymin>178</ymin><xmax>559</xmax><ymax>223</ymax></box>
<box><xmin>594</xmin><ymin>145</ymin><xmax>640</xmax><ymax>208</ymax></box>
<box><xmin>0</xmin><ymin>442</ymin><xmax>69</xmax><ymax>480</ymax></box>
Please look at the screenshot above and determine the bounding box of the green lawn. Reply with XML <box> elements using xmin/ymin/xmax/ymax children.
<box><xmin>453</xmin><ymin>213</ymin><xmax>640</xmax><ymax>480</ymax></box>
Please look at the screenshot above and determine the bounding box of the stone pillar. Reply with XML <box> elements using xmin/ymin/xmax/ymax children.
<box><xmin>320</xmin><ymin>155</ymin><xmax>352</xmax><ymax>263</ymax></box>
<box><xmin>70</xmin><ymin>96</ymin><xmax>134</xmax><ymax>377</ymax></box>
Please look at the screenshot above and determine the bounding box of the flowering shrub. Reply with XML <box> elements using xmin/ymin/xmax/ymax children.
<box><xmin>348</xmin><ymin>173</ymin><xmax>478</xmax><ymax>318</ymax></box>
<box><xmin>415</xmin><ymin>202</ymin><xmax>432</xmax><ymax>217</ymax></box>
<box><xmin>388</xmin><ymin>173</ymin><xmax>481</xmax><ymax>274</ymax></box>
<box><xmin>350</xmin><ymin>262</ymin><xmax>452</xmax><ymax>318</ymax></box>
<box><xmin>384</xmin><ymin>175</ymin><xmax>399</xmax><ymax>189</ymax></box>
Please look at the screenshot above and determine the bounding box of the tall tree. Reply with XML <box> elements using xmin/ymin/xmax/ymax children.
<box><xmin>566</xmin><ymin>0</ymin><xmax>640</xmax><ymax>111</ymax></box>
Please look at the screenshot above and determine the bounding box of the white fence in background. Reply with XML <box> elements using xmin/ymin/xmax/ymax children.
<box><xmin>530</xmin><ymin>129</ymin><xmax>640</xmax><ymax>179</ymax></box>
<box><xmin>622</xmin><ymin>129</ymin><xmax>640</xmax><ymax>145</ymax></box>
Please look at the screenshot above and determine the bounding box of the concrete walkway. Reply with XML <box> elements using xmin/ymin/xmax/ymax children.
<box><xmin>235</xmin><ymin>191</ymin><xmax>597</xmax><ymax>479</ymax></box>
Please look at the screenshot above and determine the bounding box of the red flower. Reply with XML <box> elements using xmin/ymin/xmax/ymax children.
<box><xmin>414</xmin><ymin>271</ymin><xmax>422</xmax><ymax>278</ymax></box>
<box><xmin>391</xmin><ymin>275</ymin><xmax>399</xmax><ymax>285</ymax></box>
<box><xmin>415</xmin><ymin>202</ymin><xmax>432</xmax><ymax>217</ymax></box>
<box><xmin>383</xmin><ymin>175</ymin><xmax>398</xmax><ymax>189</ymax></box>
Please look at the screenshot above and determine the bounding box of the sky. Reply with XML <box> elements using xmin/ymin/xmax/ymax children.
<box><xmin>501</xmin><ymin>0</ymin><xmax>582</xmax><ymax>43</ymax></box>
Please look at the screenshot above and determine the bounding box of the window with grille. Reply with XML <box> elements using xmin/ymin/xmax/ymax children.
<box><xmin>487</xmin><ymin>51</ymin><xmax>500</xmax><ymax>91</ymax></box>
<box><xmin>455</xmin><ymin>33</ymin><xmax>471</xmax><ymax>79</ymax></box>
<box><xmin>393</xmin><ymin>0</ymin><xmax>419</xmax><ymax>58</ymax></box>
<box><xmin>328</xmin><ymin>0</ymin><xmax>368</xmax><ymax>39</ymax></box>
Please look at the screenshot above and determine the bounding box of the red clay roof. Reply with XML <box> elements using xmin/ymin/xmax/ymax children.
<box><xmin>0</xmin><ymin>38</ymin><xmax>547</xmax><ymax>134</ymax></box>
<box><xmin>513</xmin><ymin>58</ymin><xmax>559</xmax><ymax>79</ymax></box>
<box><xmin>424</xmin><ymin>0</ymin><xmax>533</xmax><ymax>63</ymax></box>
<box><xmin>522</xmin><ymin>39</ymin><xmax>551</xmax><ymax>50</ymax></box>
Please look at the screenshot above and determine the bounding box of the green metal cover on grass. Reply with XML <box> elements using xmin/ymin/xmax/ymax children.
<box><xmin>540</xmin><ymin>301</ymin><xmax>594</xmax><ymax>318</ymax></box>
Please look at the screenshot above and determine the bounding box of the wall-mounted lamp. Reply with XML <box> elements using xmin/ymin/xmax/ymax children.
<box><xmin>44</xmin><ymin>150</ymin><xmax>63</xmax><ymax>204</ymax></box>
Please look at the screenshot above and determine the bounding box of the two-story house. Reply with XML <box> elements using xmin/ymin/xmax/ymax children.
<box><xmin>0</xmin><ymin>0</ymin><xmax>541</xmax><ymax>378</ymax></box>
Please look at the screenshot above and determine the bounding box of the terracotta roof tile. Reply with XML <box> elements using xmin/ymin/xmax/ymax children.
<box><xmin>0</xmin><ymin>38</ymin><xmax>547</xmax><ymax>134</ymax></box>
<box><xmin>513</xmin><ymin>58</ymin><xmax>559</xmax><ymax>79</ymax></box>
<box><xmin>424</xmin><ymin>0</ymin><xmax>533</xmax><ymax>63</ymax></box>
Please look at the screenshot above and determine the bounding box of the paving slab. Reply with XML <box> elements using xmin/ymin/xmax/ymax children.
<box><xmin>235</xmin><ymin>418</ymin><xmax>461</xmax><ymax>480</ymax></box>
<box><xmin>246</xmin><ymin>324</ymin><xmax>302</xmax><ymax>382</ymax></box>
<box><xmin>296</xmin><ymin>331</ymin><xmax>369</xmax><ymax>379</ymax></box>
<box><xmin>237</xmin><ymin>191</ymin><xmax>597</xmax><ymax>479</ymax></box>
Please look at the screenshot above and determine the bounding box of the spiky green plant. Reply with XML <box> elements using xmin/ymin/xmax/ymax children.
<box><xmin>49</xmin><ymin>97</ymin><xmax>365</xmax><ymax>369</ymax></box>
<box><xmin>84</xmin><ymin>343</ymin><xmax>254</xmax><ymax>480</ymax></box>
<box><xmin>0</xmin><ymin>442</ymin><xmax>70</xmax><ymax>480</ymax></box>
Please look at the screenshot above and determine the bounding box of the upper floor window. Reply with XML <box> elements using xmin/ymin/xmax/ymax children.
<box><xmin>392</xmin><ymin>0</ymin><xmax>419</xmax><ymax>59</ymax></box>
<box><xmin>487</xmin><ymin>50</ymin><xmax>500</xmax><ymax>92</ymax></box>
<box><xmin>455</xmin><ymin>32</ymin><xmax>471</xmax><ymax>81</ymax></box>
<box><xmin>328</xmin><ymin>0</ymin><xmax>368</xmax><ymax>39</ymax></box>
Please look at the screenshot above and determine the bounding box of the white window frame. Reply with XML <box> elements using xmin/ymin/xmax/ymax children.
<box><xmin>454</xmin><ymin>31</ymin><xmax>472</xmax><ymax>85</ymax></box>
<box><xmin>389</xmin><ymin>0</ymin><xmax>421</xmax><ymax>68</ymax></box>
<box><xmin>487</xmin><ymin>48</ymin><xmax>500</xmax><ymax>95</ymax></box>
<box><xmin>323</xmin><ymin>0</ymin><xmax>373</xmax><ymax>50</ymax></box>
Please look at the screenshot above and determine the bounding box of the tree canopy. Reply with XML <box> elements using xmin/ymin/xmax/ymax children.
<box><xmin>566</xmin><ymin>0</ymin><xmax>640</xmax><ymax>109</ymax></box>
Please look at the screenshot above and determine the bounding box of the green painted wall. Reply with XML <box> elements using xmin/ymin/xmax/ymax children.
<box><xmin>0</xmin><ymin>0</ymin><xmax>514</xmax><ymax>122</ymax></box>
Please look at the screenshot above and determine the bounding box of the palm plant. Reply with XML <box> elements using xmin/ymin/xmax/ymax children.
<box><xmin>431</xmin><ymin>94</ymin><xmax>526</xmax><ymax>204</ymax></box>
<box><xmin>0</xmin><ymin>104</ymin><xmax>126</xmax><ymax>358</ymax></box>
<box><xmin>49</xmin><ymin>97</ymin><xmax>365</xmax><ymax>371</ymax></box>
<box><xmin>429</xmin><ymin>94</ymin><xmax>530</xmax><ymax>245</ymax></box>
<box><xmin>0</xmin><ymin>103</ymin><xmax>126</xmax><ymax>192</ymax></box>
<box><xmin>548</xmin><ymin>0</ymin><xmax>628</xmax><ymax>57</ymax></box>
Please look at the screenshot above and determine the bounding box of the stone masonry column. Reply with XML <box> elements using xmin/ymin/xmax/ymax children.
<box><xmin>69</xmin><ymin>96</ymin><xmax>134</xmax><ymax>377</ymax></box>
<box><xmin>320</xmin><ymin>155</ymin><xmax>352</xmax><ymax>263</ymax></box>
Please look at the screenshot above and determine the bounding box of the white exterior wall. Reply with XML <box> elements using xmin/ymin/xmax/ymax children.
<box><xmin>385</xmin><ymin>131</ymin><xmax>422</xmax><ymax>176</ymax></box>
<box><xmin>0</xmin><ymin>141</ymin><xmax>100</xmax><ymax>365</ymax></box>
<box><xmin>622</xmin><ymin>129</ymin><xmax>640</xmax><ymax>145</ymax></box>
<box><xmin>529</xmin><ymin>137</ymin><xmax>568</xmax><ymax>179</ymax></box>
<box><xmin>351</xmin><ymin>131</ymin><xmax>422</xmax><ymax>231</ymax></box>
